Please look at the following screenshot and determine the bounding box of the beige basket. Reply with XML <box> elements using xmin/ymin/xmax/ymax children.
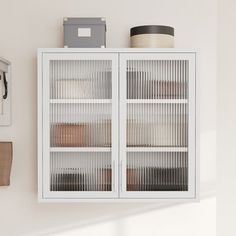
<box><xmin>130</xmin><ymin>25</ymin><xmax>174</xmax><ymax>48</ymax></box>
<box><xmin>51</xmin><ymin>124</ymin><xmax>85</xmax><ymax>147</ymax></box>
<box><xmin>127</xmin><ymin>121</ymin><xmax>187</xmax><ymax>147</ymax></box>
<box><xmin>0</xmin><ymin>142</ymin><xmax>13</xmax><ymax>186</ymax></box>
<box><xmin>84</xmin><ymin>121</ymin><xmax>111</xmax><ymax>147</ymax></box>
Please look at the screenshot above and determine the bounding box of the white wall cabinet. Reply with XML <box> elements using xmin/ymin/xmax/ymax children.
<box><xmin>38</xmin><ymin>49</ymin><xmax>198</xmax><ymax>202</ymax></box>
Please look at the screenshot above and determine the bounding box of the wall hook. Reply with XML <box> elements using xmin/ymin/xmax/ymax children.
<box><xmin>3</xmin><ymin>72</ymin><xmax>8</xmax><ymax>99</ymax></box>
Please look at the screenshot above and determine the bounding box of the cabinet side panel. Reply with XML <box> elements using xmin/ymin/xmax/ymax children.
<box><xmin>37</xmin><ymin>50</ymin><xmax>43</xmax><ymax>200</ymax></box>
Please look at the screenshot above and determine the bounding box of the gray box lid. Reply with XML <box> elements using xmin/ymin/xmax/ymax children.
<box><xmin>63</xmin><ymin>17</ymin><xmax>106</xmax><ymax>26</ymax></box>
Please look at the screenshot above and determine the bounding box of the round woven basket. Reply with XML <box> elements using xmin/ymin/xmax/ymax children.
<box><xmin>130</xmin><ymin>25</ymin><xmax>175</xmax><ymax>48</ymax></box>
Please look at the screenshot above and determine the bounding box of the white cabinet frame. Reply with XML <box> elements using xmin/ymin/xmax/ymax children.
<box><xmin>38</xmin><ymin>49</ymin><xmax>198</xmax><ymax>202</ymax></box>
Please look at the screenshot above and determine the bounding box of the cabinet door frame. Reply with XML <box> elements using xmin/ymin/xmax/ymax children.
<box><xmin>38</xmin><ymin>52</ymin><xmax>119</xmax><ymax>200</ymax></box>
<box><xmin>119</xmin><ymin>52</ymin><xmax>197</xmax><ymax>199</ymax></box>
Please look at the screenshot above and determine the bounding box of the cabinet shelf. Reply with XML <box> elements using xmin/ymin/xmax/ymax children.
<box><xmin>126</xmin><ymin>99</ymin><xmax>188</xmax><ymax>104</ymax></box>
<box><xmin>50</xmin><ymin>99</ymin><xmax>112</xmax><ymax>104</ymax></box>
<box><xmin>126</xmin><ymin>147</ymin><xmax>188</xmax><ymax>152</ymax></box>
<box><xmin>50</xmin><ymin>147</ymin><xmax>111</xmax><ymax>153</ymax></box>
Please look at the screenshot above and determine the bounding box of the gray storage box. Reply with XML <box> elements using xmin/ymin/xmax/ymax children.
<box><xmin>63</xmin><ymin>17</ymin><xmax>106</xmax><ymax>48</ymax></box>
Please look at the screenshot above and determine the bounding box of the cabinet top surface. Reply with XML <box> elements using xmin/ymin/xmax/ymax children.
<box><xmin>38</xmin><ymin>48</ymin><xmax>197</xmax><ymax>54</ymax></box>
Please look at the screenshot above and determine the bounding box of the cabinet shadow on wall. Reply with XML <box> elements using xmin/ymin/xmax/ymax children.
<box><xmin>25</xmin><ymin>181</ymin><xmax>215</xmax><ymax>236</ymax></box>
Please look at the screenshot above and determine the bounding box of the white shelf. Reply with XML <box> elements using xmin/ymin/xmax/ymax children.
<box><xmin>50</xmin><ymin>99</ymin><xmax>112</xmax><ymax>104</ymax></box>
<box><xmin>126</xmin><ymin>99</ymin><xmax>188</xmax><ymax>104</ymax></box>
<box><xmin>50</xmin><ymin>147</ymin><xmax>112</xmax><ymax>152</ymax></box>
<box><xmin>50</xmin><ymin>99</ymin><xmax>187</xmax><ymax>104</ymax></box>
<box><xmin>50</xmin><ymin>147</ymin><xmax>187</xmax><ymax>153</ymax></box>
<box><xmin>126</xmin><ymin>147</ymin><xmax>188</xmax><ymax>152</ymax></box>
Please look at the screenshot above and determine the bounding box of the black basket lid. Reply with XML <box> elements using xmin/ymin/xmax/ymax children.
<box><xmin>130</xmin><ymin>25</ymin><xmax>174</xmax><ymax>36</ymax></box>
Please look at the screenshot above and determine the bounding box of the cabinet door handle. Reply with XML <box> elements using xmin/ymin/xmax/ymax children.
<box><xmin>112</xmin><ymin>160</ymin><xmax>115</xmax><ymax>191</ymax></box>
<box><xmin>120</xmin><ymin>160</ymin><xmax>123</xmax><ymax>191</ymax></box>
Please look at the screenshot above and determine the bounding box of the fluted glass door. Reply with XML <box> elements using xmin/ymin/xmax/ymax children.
<box><xmin>42</xmin><ymin>53</ymin><xmax>119</xmax><ymax>199</ymax></box>
<box><xmin>120</xmin><ymin>53</ymin><xmax>196</xmax><ymax>199</ymax></box>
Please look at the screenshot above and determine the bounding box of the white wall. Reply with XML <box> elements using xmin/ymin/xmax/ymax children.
<box><xmin>0</xmin><ymin>0</ymin><xmax>216</xmax><ymax>235</ymax></box>
<box><xmin>217</xmin><ymin>0</ymin><xmax>236</xmax><ymax>235</ymax></box>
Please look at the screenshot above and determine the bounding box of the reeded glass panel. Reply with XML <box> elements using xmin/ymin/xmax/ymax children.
<box><xmin>125</xmin><ymin>59</ymin><xmax>190</xmax><ymax>194</ymax></box>
<box><xmin>50</xmin><ymin>60</ymin><xmax>112</xmax><ymax>99</ymax></box>
<box><xmin>48</xmin><ymin>58</ymin><xmax>114</xmax><ymax>194</ymax></box>
<box><xmin>127</xmin><ymin>103</ymin><xmax>188</xmax><ymax>147</ymax></box>
<box><xmin>50</xmin><ymin>104</ymin><xmax>111</xmax><ymax>147</ymax></box>
<box><xmin>50</xmin><ymin>152</ymin><xmax>111</xmax><ymax>191</ymax></box>
<box><xmin>127</xmin><ymin>152</ymin><xmax>188</xmax><ymax>191</ymax></box>
<box><xmin>127</xmin><ymin>60</ymin><xmax>188</xmax><ymax>99</ymax></box>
